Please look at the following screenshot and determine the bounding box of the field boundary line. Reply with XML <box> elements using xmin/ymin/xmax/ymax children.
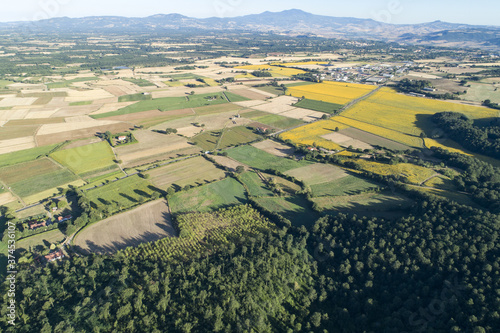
<box><xmin>0</xmin><ymin>179</ymin><xmax>25</xmax><ymax>207</ymax></box>
<box><xmin>333</xmin><ymin>118</ymin><xmax>416</xmax><ymax>149</ymax></box>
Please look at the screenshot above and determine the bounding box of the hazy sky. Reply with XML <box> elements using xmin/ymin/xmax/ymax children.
<box><xmin>1</xmin><ymin>0</ymin><xmax>498</xmax><ymax>26</ymax></box>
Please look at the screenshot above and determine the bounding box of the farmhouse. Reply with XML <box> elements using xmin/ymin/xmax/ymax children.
<box><xmin>44</xmin><ymin>249</ymin><xmax>65</xmax><ymax>263</ymax></box>
<box><xmin>28</xmin><ymin>220</ymin><xmax>47</xmax><ymax>230</ymax></box>
<box><xmin>57</xmin><ymin>215</ymin><xmax>73</xmax><ymax>223</ymax></box>
<box><xmin>117</xmin><ymin>136</ymin><xmax>127</xmax><ymax>141</ymax></box>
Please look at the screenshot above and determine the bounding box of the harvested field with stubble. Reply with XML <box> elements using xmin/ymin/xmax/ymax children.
<box><xmin>115</xmin><ymin>130</ymin><xmax>195</xmax><ymax>165</ymax></box>
<box><xmin>321</xmin><ymin>132</ymin><xmax>373</xmax><ymax>150</ymax></box>
<box><xmin>147</xmin><ymin>156</ymin><xmax>226</xmax><ymax>190</ymax></box>
<box><xmin>0</xmin><ymin>192</ymin><xmax>16</xmax><ymax>205</ymax></box>
<box><xmin>339</xmin><ymin>127</ymin><xmax>411</xmax><ymax>151</ymax></box>
<box><xmin>36</xmin><ymin>122</ymin><xmax>131</xmax><ymax>146</ymax></box>
<box><xmin>0</xmin><ymin>136</ymin><xmax>36</xmax><ymax>154</ymax></box>
<box><xmin>74</xmin><ymin>199</ymin><xmax>176</xmax><ymax>254</ymax></box>
<box><xmin>252</xmin><ymin>140</ymin><xmax>295</xmax><ymax>157</ymax></box>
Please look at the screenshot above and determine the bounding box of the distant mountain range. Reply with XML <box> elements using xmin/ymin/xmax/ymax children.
<box><xmin>2</xmin><ymin>9</ymin><xmax>500</xmax><ymax>51</ymax></box>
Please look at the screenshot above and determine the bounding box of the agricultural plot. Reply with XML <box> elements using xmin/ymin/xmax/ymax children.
<box><xmin>0</xmin><ymin>125</ymin><xmax>39</xmax><ymax>141</ymax></box>
<box><xmin>0</xmin><ymin>158</ymin><xmax>79</xmax><ymax>198</ymax></box>
<box><xmin>118</xmin><ymin>93</ymin><xmax>152</xmax><ymax>102</ymax></box>
<box><xmin>122</xmin><ymin>78</ymin><xmax>155</xmax><ymax>87</ymax></box>
<box><xmin>239</xmin><ymin>171</ymin><xmax>274</xmax><ymax>197</ymax></box>
<box><xmin>333</xmin><ymin>116</ymin><xmax>423</xmax><ymax>148</ymax></box>
<box><xmin>312</xmin><ymin>192</ymin><xmax>414</xmax><ymax>214</ymax></box>
<box><xmin>249</xmin><ymin>113</ymin><xmax>304</xmax><ymax>129</ymax></box>
<box><xmin>124</xmin><ymin>205</ymin><xmax>273</xmax><ymax>261</ymax></box>
<box><xmin>169</xmin><ymin>178</ymin><xmax>247</xmax><ymax>213</ymax></box>
<box><xmin>0</xmin><ymin>136</ymin><xmax>36</xmax><ymax>155</ymax></box>
<box><xmin>193</xmin><ymin>126</ymin><xmax>259</xmax><ymax>151</ymax></box>
<box><xmin>234</xmin><ymin>64</ymin><xmax>306</xmax><ymax>77</ymax></box>
<box><xmin>50</xmin><ymin>141</ymin><xmax>117</xmax><ymax>177</ymax></box>
<box><xmin>93</xmin><ymin>92</ymin><xmax>229</xmax><ymax>119</ymax></box>
<box><xmin>115</xmin><ymin>130</ymin><xmax>194</xmax><ymax>166</ymax></box>
<box><xmin>310</xmin><ymin>174</ymin><xmax>380</xmax><ymax>197</ymax></box>
<box><xmin>0</xmin><ymin>144</ymin><xmax>59</xmax><ymax>168</ymax></box>
<box><xmin>223</xmin><ymin>91</ymin><xmax>250</xmax><ymax>102</ymax></box>
<box><xmin>252</xmin><ymin>140</ymin><xmax>295</xmax><ymax>157</ymax></box>
<box><xmin>227</xmin><ymin>145</ymin><xmax>312</xmax><ymax>172</ymax></box>
<box><xmin>294</xmin><ymin>98</ymin><xmax>343</xmax><ymax>114</ymax></box>
<box><xmin>147</xmin><ymin>156</ymin><xmax>226</xmax><ymax>190</ymax></box>
<box><xmin>46</xmin><ymin>77</ymin><xmax>100</xmax><ymax>89</ymax></box>
<box><xmin>321</xmin><ymin>132</ymin><xmax>373</xmax><ymax>150</ymax></box>
<box><xmin>85</xmin><ymin>175</ymin><xmax>156</xmax><ymax>214</ymax></box>
<box><xmin>354</xmin><ymin>160</ymin><xmax>437</xmax><ymax>185</ymax></box>
<box><xmin>341</xmin><ymin>87</ymin><xmax>498</xmax><ymax>139</ymax></box>
<box><xmin>288</xmin><ymin>81</ymin><xmax>377</xmax><ymax>105</ymax></box>
<box><xmin>229</xmin><ymin>88</ymin><xmax>268</xmax><ymax>100</ymax></box>
<box><xmin>465</xmin><ymin>83</ymin><xmax>500</xmax><ymax>103</ymax></box>
<box><xmin>280</xmin><ymin>119</ymin><xmax>349</xmax><ymax>150</ymax></box>
<box><xmin>74</xmin><ymin>199</ymin><xmax>175</xmax><ymax>254</ymax></box>
<box><xmin>255</xmin><ymin>196</ymin><xmax>319</xmax><ymax>228</ymax></box>
<box><xmin>338</xmin><ymin>127</ymin><xmax>410</xmax><ymax>151</ymax></box>
<box><xmin>285</xmin><ymin>163</ymin><xmax>348</xmax><ymax>186</ymax></box>
<box><xmin>17</xmin><ymin>229</ymin><xmax>66</xmax><ymax>252</ymax></box>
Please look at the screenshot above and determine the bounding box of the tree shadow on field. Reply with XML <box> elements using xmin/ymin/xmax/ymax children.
<box><xmin>134</xmin><ymin>189</ymin><xmax>151</xmax><ymax>198</ymax></box>
<box><xmin>98</xmin><ymin>198</ymin><xmax>110</xmax><ymax>206</ymax></box>
<box><xmin>119</xmin><ymin>193</ymin><xmax>138</xmax><ymax>203</ymax></box>
<box><xmin>148</xmin><ymin>185</ymin><xmax>166</xmax><ymax>197</ymax></box>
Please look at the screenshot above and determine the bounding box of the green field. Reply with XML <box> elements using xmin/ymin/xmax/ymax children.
<box><xmin>11</xmin><ymin>169</ymin><xmax>79</xmax><ymax>198</ymax></box>
<box><xmin>227</xmin><ymin>145</ymin><xmax>312</xmax><ymax>172</ymax></box>
<box><xmin>253</xmin><ymin>85</ymin><xmax>286</xmax><ymax>95</ymax></box>
<box><xmin>147</xmin><ymin>156</ymin><xmax>226</xmax><ymax>190</ymax></box>
<box><xmin>255</xmin><ymin>196</ymin><xmax>319</xmax><ymax>227</ymax></box>
<box><xmin>239</xmin><ymin>171</ymin><xmax>274</xmax><ymax>197</ymax></box>
<box><xmin>224</xmin><ymin>91</ymin><xmax>250</xmax><ymax>102</ymax></box>
<box><xmin>294</xmin><ymin>98</ymin><xmax>343</xmax><ymax>114</ymax></box>
<box><xmin>50</xmin><ymin>141</ymin><xmax>116</xmax><ymax>177</ymax></box>
<box><xmin>169</xmin><ymin>178</ymin><xmax>247</xmax><ymax>213</ymax></box>
<box><xmin>310</xmin><ymin>175</ymin><xmax>380</xmax><ymax>197</ymax></box>
<box><xmin>94</xmin><ymin>92</ymin><xmax>229</xmax><ymax>119</ymax></box>
<box><xmin>162</xmin><ymin>73</ymin><xmax>203</xmax><ymax>80</ymax></box>
<box><xmin>0</xmin><ymin>158</ymin><xmax>79</xmax><ymax>198</ymax></box>
<box><xmin>17</xmin><ymin>229</ymin><xmax>66</xmax><ymax>251</ymax></box>
<box><xmin>285</xmin><ymin>82</ymin><xmax>317</xmax><ymax>88</ymax></box>
<box><xmin>193</xmin><ymin>127</ymin><xmax>261</xmax><ymax>151</ymax></box>
<box><xmin>47</xmin><ymin>77</ymin><xmax>100</xmax><ymax>89</ymax></box>
<box><xmin>0</xmin><ymin>79</ymin><xmax>14</xmax><ymax>88</ymax></box>
<box><xmin>122</xmin><ymin>78</ymin><xmax>155</xmax><ymax>87</ymax></box>
<box><xmin>0</xmin><ymin>144</ymin><xmax>59</xmax><ymax>168</ymax></box>
<box><xmin>312</xmin><ymin>192</ymin><xmax>414</xmax><ymax>213</ymax></box>
<box><xmin>465</xmin><ymin>82</ymin><xmax>500</xmax><ymax>103</ymax></box>
<box><xmin>69</xmin><ymin>101</ymin><xmax>93</xmax><ymax>106</ymax></box>
<box><xmin>118</xmin><ymin>93</ymin><xmax>153</xmax><ymax>102</ymax></box>
<box><xmin>285</xmin><ymin>163</ymin><xmax>347</xmax><ymax>186</ymax></box>
<box><xmin>81</xmin><ymin>171</ymin><xmax>126</xmax><ymax>190</ymax></box>
<box><xmin>85</xmin><ymin>175</ymin><xmax>156</xmax><ymax>214</ymax></box>
<box><xmin>252</xmin><ymin>114</ymin><xmax>304</xmax><ymax>129</ymax></box>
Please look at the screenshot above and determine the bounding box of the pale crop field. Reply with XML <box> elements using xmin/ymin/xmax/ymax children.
<box><xmin>252</xmin><ymin>140</ymin><xmax>296</xmax><ymax>157</ymax></box>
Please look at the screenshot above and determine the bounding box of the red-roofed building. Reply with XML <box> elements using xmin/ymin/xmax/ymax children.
<box><xmin>44</xmin><ymin>249</ymin><xmax>65</xmax><ymax>263</ymax></box>
<box><xmin>28</xmin><ymin>220</ymin><xmax>47</xmax><ymax>230</ymax></box>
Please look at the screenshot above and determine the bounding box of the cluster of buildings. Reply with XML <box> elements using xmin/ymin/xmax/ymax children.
<box><xmin>323</xmin><ymin>62</ymin><xmax>412</xmax><ymax>84</ymax></box>
<box><xmin>27</xmin><ymin>215</ymin><xmax>72</xmax><ymax>230</ymax></box>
